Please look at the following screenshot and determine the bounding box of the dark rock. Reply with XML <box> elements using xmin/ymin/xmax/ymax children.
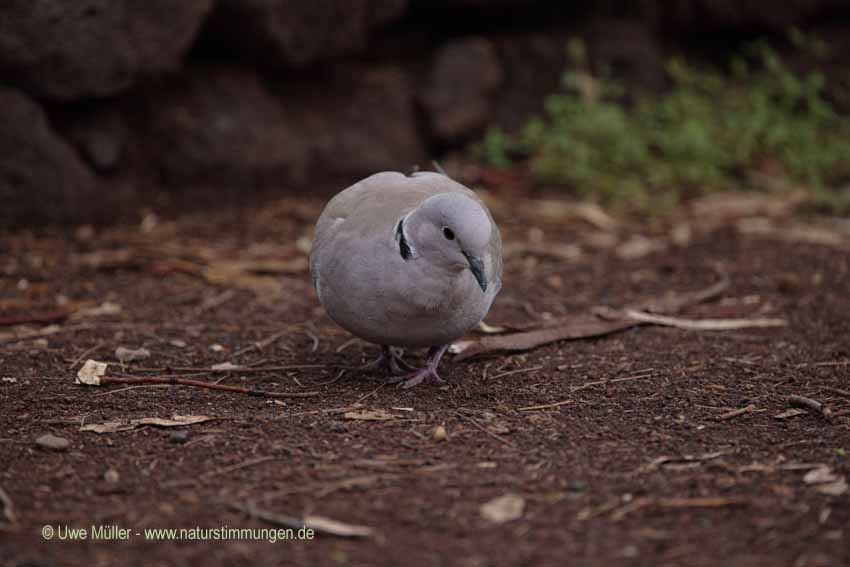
<box><xmin>0</xmin><ymin>87</ymin><xmax>100</xmax><ymax>227</ymax></box>
<box><xmin>659</xmin><ymin>0</ymin><xmax>834</xmax><ymax>33</ymax></box>
<box><xmin>491</xmin><ymin>32</ymin><xmax>571</xmax><ymax>131</ymax></box>
<box><xmin>139</xmin><ymin>68</ymin><xmax>309</xmax><ymax>185</ymax></box>
<box><xmin>584</xmin><ymin>19</ymin><xmax>665</xmax><ymax>94</ymax></box>
<box><xmin>420</xmin><ymin>37</ymin><xmax>504</xmax><ymax>144</ymax></box>
<box><xmin>61</xmin><ymin>108</ymin><xmax>128</xmax><ymax>174</ymax></box>
<box><xmin>170</xmin><ymin>430</ymin><xmax>190</xmax><ymax>444</ymax></box>
<box><xmin>273</xmin><ymin>64</ymin><xmax>427</xmax><ymax>177</ymax></box>
<box><xmin>209</xmin><ymin>0</ymin><xmax>408</xmax><ymax>68</ymax></box>
<box><xmin>0</xmin><ymin>0</ymin><xmax>214</xmax><ymax>101</ymax></box>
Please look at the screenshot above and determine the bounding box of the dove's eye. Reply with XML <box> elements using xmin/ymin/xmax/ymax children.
<box><xmin>443</xmin><ymin>227</ymin><xmax>455</xmax><ymax>240</ymax></box>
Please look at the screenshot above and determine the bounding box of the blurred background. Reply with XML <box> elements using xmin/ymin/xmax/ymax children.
<box><xmin>1</xmin><ymin>0</ymin><xmax>849</xmax><ymax>227</ymax></box>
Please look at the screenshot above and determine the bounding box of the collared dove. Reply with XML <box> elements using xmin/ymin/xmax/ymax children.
<box><xmin>310</xmin><ymin>170</ymin><xmax>502</xmax><ymax>387</ymax></box>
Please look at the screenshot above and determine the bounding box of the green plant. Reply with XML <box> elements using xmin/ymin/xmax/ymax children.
<box><xmin>477</xmin><ymin>34</ymin><xmax>850</xmax><ymax>214</ymax></box>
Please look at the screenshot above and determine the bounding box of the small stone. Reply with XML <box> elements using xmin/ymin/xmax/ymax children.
<box><xmin>433</xmin><ymin>424</ymin><xmax>448</xmax><ymax>441</ymax></box>
<box><xmin>170</xmin><ymin>430</ymin><xmax>190</xmax><ymax>444</ymax></box>
<box><xmin>36</xmin><ymin>433</ymin><xmax>70</xmax><ymax>451</ymax></box>
<box><xmin>104</xmin><ymin>468</ymin><xmax>120</xmax><ymax>483</ymax></box>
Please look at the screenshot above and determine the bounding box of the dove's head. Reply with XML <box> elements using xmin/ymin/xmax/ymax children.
<box><xmin>406</xmin><ymin>192</ymin><xmax>493</xmax><ymax>292</ymax></box>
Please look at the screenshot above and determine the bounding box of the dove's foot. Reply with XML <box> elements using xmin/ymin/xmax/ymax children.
<box><xmin>358</xmin><ymin>345</ymin><xmax>416</xmax><ymax>376</ymax></box>
<box><xmin>388</xmin><ymin>344</ymin><xmax>449</xmax><ymax>388</ymax></box>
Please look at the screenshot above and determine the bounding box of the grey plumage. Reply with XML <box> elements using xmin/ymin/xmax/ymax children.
<box><xmin>310</xmin><ymin>170</ymin><xmax>503</xmax><ymax>386</ymax></box>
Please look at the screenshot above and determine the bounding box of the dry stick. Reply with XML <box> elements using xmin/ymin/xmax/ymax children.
<box><xmin>718</xmin><ymin>404</ymin><xmax>756</xmax><ymax>421</ymax></box>
<box><xmin>95</xmin><ymin>376</ymin><xmax>319</xmax><ymax>399</ymax></box>
<box><xmin>165</xmin><ymin>456</ymin><xmax>280</xmax><ymax>488</ymax></box>
<box><xmin>623</xmin><ymin>310</ymin><xmax>787</xmax><ymax>330</ymax></box>
<box><xmin>454</xmin><ymin>412</ymin><xmax>516</xmax><ymax>448</ymax></box>
<box><xmin>823</xmin><ymin>386</ymin><xmax>850</xmax><ymax>399</ymax></box>
<box><xmin>232</xmin><ymin>329</ymin><xmax>290</xmax><ymax>358</ymax></box>
<box><xmin>131</xmin><ymin>364</ymin><xmax>331</xmax><ymax>374</ymax></box>
<box><xmin>488</xmin><ymin>366</ymin><xmax>543</xmax><ymax>381</ymax></box>
<box><xmin>226</xmin><ymin>502</ymin><xmax>374</xmax><ymax>538</ymax></box>
<box><xmin>0</xmin><ymin>485</ymin><xmax>16</xmax><ymax>525</ymax></box>
<box><xmin>517</xmin><ymin>399</ymin><xmax>574</xmax><ymax>412</ymax></box>
<box><xmin>67</xmin><ymin>341</ymin><xmax>107</xmax><ymax>369</ymax></box>
<box><xmin>570</xmin><ymin>372</ymin><xmax>655</xmax><ymax>394</ymax></box>
<box><xmin>787</xmin><ymin>395</ymin><xmax>833</xmax><ymax>421</ymax></box>
<box><xmin>0</xmin><ymin>309</ymin><xmax>73</xmax><ymax>327</ymax></box>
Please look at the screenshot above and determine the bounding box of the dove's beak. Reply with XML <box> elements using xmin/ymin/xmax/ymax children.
<box><xmin>464</xmin><ymin>253</ymin><xmax>488</xmax><ymax>292</ymax></box>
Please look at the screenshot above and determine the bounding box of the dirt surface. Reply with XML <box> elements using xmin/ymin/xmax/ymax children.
<box><xmin>1</xmin><ymin>192</ymin><xmax>849</xmax><ymax>567</ymax></box>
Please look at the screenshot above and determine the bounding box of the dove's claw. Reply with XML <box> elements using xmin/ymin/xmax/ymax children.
<box><xmin>359</xmin><ymin>346</ymin><xmax>415</xmax><ymax>376</ymax></box>
<box><xmin>387</xmin><ymin>344</ymin><xmax>449</xmax><ymax>388</ymax></box>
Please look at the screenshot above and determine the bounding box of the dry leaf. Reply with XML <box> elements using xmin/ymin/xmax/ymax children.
<box><xmin>773</xmin><ymin>408</ymin><xmax>807</xmax><ymax>420</ymax></box>
<box><xmin>70</xmin><ymin>301</ymin><xmax>122</xmax><ymax>320</ymax></box>
<box><xmin>616</xmin><ymin>235</ymin><xmax>666</xmax><ymax>260</ymax></box>
<box><xmin>803</xmin><ymin>466</ymin><xmax>839</xmax><ymax>485</ymax></box>
<box><xmin>81</xmin><ymin>415</ymin><xmax>213</xmax><ymax>434</ymax></box>
<box><xmin>302</xmin><ymin>515</ymin><xmax>374</xmax><ymax>538</ymax></box>
<box><xmin>76</xmin><ymin>359</ymin><xmax>108</xmax><ymax>385</ymax></box>
<box><xmin>236</xmin><ymin>257</ymin><xmax>309</xmax><ymax>274</ymax></box>
<box><xmin>480</xmin><ymin>494</ymin><xmax>525</xmax><ymax>524</ymax></box>
<box><xmin>343</xmin><ymin>409</ymin><xmax>397</xmax><ymax>421</ymax></box>
<box><xmin>115</xmin><ymin>347</ymin><xmax>151</xmax><ymax>362</ymax></box>
<box><xmin>203</xmin><ymin>263</ymin><xmax>283</xmax><ymax>295</ymax></box>
<box><xmin>817</xmin><ymin>480</ymin><xmax>849</xmax><ymax>496</ymax></box>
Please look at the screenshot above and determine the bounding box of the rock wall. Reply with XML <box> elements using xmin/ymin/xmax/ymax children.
<box><xmin>2</xmin><ymin>0</ymin><xmax>848</xmax><ymax>226</ymax></box>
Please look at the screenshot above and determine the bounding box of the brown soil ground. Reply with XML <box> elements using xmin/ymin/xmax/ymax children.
<box><xmin>1</xmin><ymin>192</ymin><xmax>849</xmax><ymax>567</ymax></box>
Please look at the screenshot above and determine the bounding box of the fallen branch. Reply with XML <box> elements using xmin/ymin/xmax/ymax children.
<box><xmin>226</xmin><ymin>502</ymin><xmax>374</xmax><ymax>537</ymax></box>
<box><xmin>787</xmin><ymin>395</ymin><xmax>833</xmax><ymax>421</ymax></box>
<box><xmin>86</xmin><ymin>375</ymin><xmax>319</xmax><ymax>399</ymax></box>
<box><xmin>517</xmin><ymin>399</ymin><xmax>573</xmax><ymax>412</ymax></box>
<box><xmin>455</xmin><ymin>412</ymin><xmax>516</xmax><ymax>448</ymax></box>
<box><xmin>718</xmin><ymin>404</ymin><xmax>756</xmax><ymax>421</ymax></box>
<box><xmin>0</xmin><ymin>309</ymin><xmax>74</xmax><ymax>327</ymax></box>
<box><xmin>453</xmin><ymin>278</ymin><xmax>744</xmax><ymax>361</ymax></box>
<box><xmin>623</xmin><ymin>310</ymin><xmax>787</xmax><ymax>331</ymax></box>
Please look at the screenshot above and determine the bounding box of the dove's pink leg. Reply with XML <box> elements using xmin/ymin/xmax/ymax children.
<box><xmin>359</xmin><ymin>345</ymin><xmax>416</xmax><ymax>375</ymax></box>
<box><xmin>389</xmin><ymin>345</ymin><xmax>449</xmax><ymax>388</ymax></box>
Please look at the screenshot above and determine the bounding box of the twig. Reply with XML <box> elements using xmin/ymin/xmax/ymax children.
<box><xmin>823</xmin><ymin>387</ymin><xmax>850</xmax><ymax>399</ymax></box>
<box><xmin>570</xmin><ymin>372</ymin><xmax>655</xmax><ymax>393</ymax></box>
<box><xmin>94</xmin><ymin>384</ymin><xmax>171</xmax><ymax>396</ymax></box>
<box><xmin>488</xmin><ymin>366</ymin><xmax>543</xmax><ymax>381</ymax></box>
<box><xmin>454</xmin><ymin>412</ymin><xmax>516</xmax><ymax>448</ymax></box>
<box><xmin>67</xmin><ymin>341</ymin><xmax>107</xmax><ymax>369</ymax></box>
<box><xmin>517</xmin><ymin>400</ymin><xmax>573</xmax><ymax>412</ymax></box>
<box><xmin>0</xmin><ymin>309</ymin><xmax>73</xmax><ymax>327</ymax></box>
<box><xmin>226</xmin><ymin>502</ymin><xmax>305</xmax><ymax>530</ymax></box>
<box><xmin>718</xmin><ymin>404</ymin><xmax>756</xmax><ymax>421</ymax></box>
<box><xmin>787</xmin><ymin>395</ymin><xmax>833</xmax><ymax>421</ymax></box>
<box><xmin>0</xmin><ymin>485</ymin><xmax>16</xmax><ymax>525</ymax></box>
<box><xmin>232</xmin><ymin>329</ymin><xmax>290</xmax><ymax>358</ymax></box>
<box><xmin>624</xmin><ymin>310</ymin><xmax>787</xmax><ymax>331</ymax></box>
<box><xmin>132</xmin><ymin>364</ymin><xmax>330</xmax><ymax>374</ymax></box>
<box><xmin>92</xmin><ymin>375</ymin><xmax>319</xmax><ymax>399</ymax></box>
<box><xmin>226</xmin><ymin>502</ymin><xmax>374</xmax><ymax>537</ymax></box>
<box><xmin>164</xmin><ymin>457</ymin><xmax>281</xmax><ymax>488</ymax></box>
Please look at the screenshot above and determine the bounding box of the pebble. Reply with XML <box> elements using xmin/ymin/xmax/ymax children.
<box><xmin>433</xmin><ymin>424</ymin><xmax>448</xmax><ymax>441</ymax></box>
<box><xmin>104</xmin><ymin>468</ymin><xmax>120</xmax><ymax>483</ymax></box>
<box><xmin>35</xmin><ymin>433</ymin><xmax>70</xmax><ymax>451</ymax></box>
<box><xmin>170</xmin><ymin>430</ymin><xmax>190</xmax><ymax>444</ymax></box>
